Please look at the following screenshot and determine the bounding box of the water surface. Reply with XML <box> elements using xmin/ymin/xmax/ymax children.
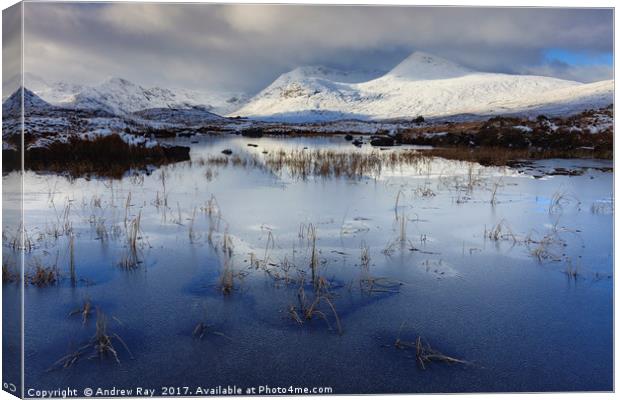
<box><xmin>3</xmin><ymin>135</ymin><xmax>613</xmax><ymax>394</ymax></box>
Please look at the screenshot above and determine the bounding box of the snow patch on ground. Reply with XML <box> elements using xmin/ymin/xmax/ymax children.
<box><xmin>513</xmin><ymin>125</ymin><xmax>533</xmax><ymax>133</ymax></box>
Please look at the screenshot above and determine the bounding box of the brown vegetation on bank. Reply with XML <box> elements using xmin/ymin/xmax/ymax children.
<box><xmin>423</xmin><ymin>146</ymin><xmax>612</xmax><ymax>167</ymax></box>
<box><xmin>3</xmin><ymin>134</ymin><xmax>190</xmax><ymax>178</ymax></box>
<box><xmin>397</xmin><ymin>106</ymin><xmax>613</xmax><ymax>161</ymax></box>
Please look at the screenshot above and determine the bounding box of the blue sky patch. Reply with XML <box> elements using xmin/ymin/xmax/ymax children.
<box><xmin>544</xmin><ymin>49</ymin><xmax>613</xmax><ymax>66</ymax></box>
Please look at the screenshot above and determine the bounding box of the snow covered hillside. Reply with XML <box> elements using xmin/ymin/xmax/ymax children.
<box><xmin>0</xmin><ymin>87</ymin><xmax>223</xmax><ymax>153</ymax></box>
<box><xmin>5</xmin><ymin>53</ymin><xmax>613</xmax><ymax>125</ymax></box>
<box><xmin>18</xmin><ymin>74</ymin><xmax>248</xmax><ymax>117</ymax></box>
<box><xmin>2</xmin><ymin>87</ymin><xmax>54</xmax><ymax>118</ymax></box>
<box><xmin>234</xmin><ymin>52</ymin><xmax>614</xmax><ymax>122</ymax></box>
<box><xmin>133</xmin><ymin>106</ymin><xmax>225</xmax><ymax>125</ymax></box>
<box><xmin>21</xmin><ymin>73</ymin><xmax>86</xmax><ymax>105</ymax></box>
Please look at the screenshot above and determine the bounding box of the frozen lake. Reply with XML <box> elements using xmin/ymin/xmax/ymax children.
<box><xmin>3</xmin><ymin>135</ymin><xmax>613</xmax><ymax>394</ymax></box>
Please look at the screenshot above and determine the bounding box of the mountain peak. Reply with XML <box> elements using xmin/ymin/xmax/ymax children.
<box><xmin>386</xmin><ymin>51</ymin><xmax>473</xmax><ymax>81</ymax></box>
<box><xmin>275</xmin><ymin>65</ymin><xmax>385</xmax><ymax>85</ymax></box>
<box><xmin>102</xmin><ymin>77</ymin><xmax>139</xmax><ymax>88</ymax></box>
<box><xmin>14</xmin><ymin>87</ymin><xmax>50</xmax><ymax>106</ymax></box>
<box><xmin>2</xmin><ymin>87</ymin><xmax>52</xmax><ymax>118</ymax></box>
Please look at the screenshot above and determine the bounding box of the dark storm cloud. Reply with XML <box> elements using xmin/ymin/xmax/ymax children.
<box><xmin>20</xmin><ymin>3</ymin><xmax>614</xmax><ymax>93</ymax></box>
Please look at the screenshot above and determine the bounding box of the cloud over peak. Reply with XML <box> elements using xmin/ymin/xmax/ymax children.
<box><xmin>17</xmin><ymin>4</ymin><xmax>614</xmax><ymax>94</ymax></box>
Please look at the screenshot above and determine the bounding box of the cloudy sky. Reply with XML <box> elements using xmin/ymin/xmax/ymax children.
<box><xmin>12</xmin><ymin>3</ymin><xmax>616</xmax><ymax>95</ymax></box>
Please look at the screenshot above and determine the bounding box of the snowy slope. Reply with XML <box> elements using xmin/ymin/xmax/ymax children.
<box><xmin>386</xmin><ymin>52</ymin><xmax>473</xmax><ymax>80</ymax></box>
<box><xmin>22</xmin><ymin>73</ymin><xmax>85</xmax><ymax>105</ymax></box>
<box><xmin>170</xmin><ymin>87</ymin><xmax>249</xmax><ymax>115</ymax></box>
<box><xmin>235</xmin><ymin>51</ymin><xmax>614</xmax><ymax>122</ymax></box>
<box><xmin>274</xmin><ymin>65</ymin><xmax>384</xmax><ymax>84</ymax></box>
<box><xmin>2</xmin><ymin>87</ymin><xmax>53</xmax><ymax>118</ymax></box>
<box><xmin>20</xmin><ymin>75</ymin><xmax>248</xmax><ymax>116</ymax></box>
<box><xmin>72</xmin><ymin>78</ymin><xmax>181</xmax><ymax>115</ymax></box>
<box><xmin>133</xmin><ymin>106</ymin><xmax>225</xmax><ymax>125</ymax></box>
<box><xmin>231</xmin><ymin>67</ymin><xmax>376</xmax><ymax>121</ymax></box>
<box><xmin>491</xmin><ymin>79</ymin><xmax>614</xmax><ymax>114</ymax></box>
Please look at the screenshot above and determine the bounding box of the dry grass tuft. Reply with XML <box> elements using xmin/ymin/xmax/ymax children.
<box><xmin>564</xmin><ymin>261</ymin><xmax>579</xmax><ymax>280</ymax></box>
<box><xmin>360</xmin><ymin>241</ymin><xmax>371</xmax><ymax>270</ymax></box>
<box><xmin>484</xmin><ymin>220</ymin><xmax>517</xmax><ymax>243</ymax></box>
<box><xmin>394</xmin><ymin>322</ymin><xmax>468</xmax><ymax>370</ymax></box>
<box><xmin>192</xmin><ymin>308</ymin><xmax>232</xmax><ymax>341</ymax></box>
<box><xmin>69</xmin><ymin>235</ymin><xmax>77</xmax><ymax>287</ymax></box>
<box><xmin>218</xmin><ymin>256</ymin><xmax>247</xmax><ymax>295</ymax></box>
<box><xmin>530</xmin><ymin>234</ymin><xmax>562</xmax><ymax>262</ymax></box>
<box><xmin>48</xmin><ymin>309</ymin><xmax>133</xmax><ymax>370</ymax></box>
<box><xmin>205</xmin><ymin>147</ymin><xmax>431</xmax><ymax>180</ymax></box>
<box><xmin>119</xmin><ymin>211</ymin><xmax>143</xmax><ymax>269</ymax></box>
<box><xmin>69</xmin><ymin>299</ymin><xmax>93</xmax><ymax>325</ymax></box>
<box><xmin>127</xmin><ymin>211</ymin><xmax>142</xmax><ymax>253</ymax></box>
<box><xmin>394</xmin><ymin>189</ymin><xmax>404</xmax><ymax>220</ymax></box>
<box><xmin>548</xmin><ymin>190</ymin><xmax>577</xmax><ymax>214</ymax></box>
<box><xmin>2</xmin><ymin>261</ymin><xmax>20</xmax><ymax>284</ymax></box>
<box><xmin>192</xmin><ymin>322</ymin><xmax>232</xmax><ymax>341</ymax></box>
<box><xmin>188</xmin><ymin>207</ymin><xmax>198</xmax><ymax>243</ymax></box>
<box><xmin>219</xmin><ymin>257</ymin><xmax>235</xmax><ymax>295</ymax></box>
<box><xmin>490</xmin><ymin>178</ymin><xmax>503</xmax><ymax>205</ymax></box>
<box><xmin>29</xmin><ymin>260</ymin><xmax>59</xmax><ymax>287</ymax></box>
<box><xmin>360</xmin><ymin>276</ymin><xmax>403</xmax><ymax>295</ymax></box>
<box><xmin>289</xmin><ymin>276</ymin><xmax>343</xmax><ymax>335</ymax></box>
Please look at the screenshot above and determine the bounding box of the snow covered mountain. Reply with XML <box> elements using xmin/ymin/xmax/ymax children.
<box><xmin>272</xmin><ymin>65</ymin><xmax>385</xmax><ymax>84</ymax></box>
<box><xmin>8</xmin><ymin>53</ymin><xmax>613</xmax><ymax>124</ymax></box>
<box><xmin>72</xmin><ymin>78</ymin><xmax>181</xmax><ymax>115</ymax></box>
<box><xmin>168</xmin><ymin>87</ymin><xmax>249</xmax><ymax>115</ymax></box>
<box><xmin>386</xmin><ymin>52</ymin><xmax>473</xmax><ymax>81</ymax></box>
<box><xmin>2</xmin><ymin>87</ymin><xmax>53</xmax><ymax>118</ymax></box>
<box><xmin>22</xmin><ymin>73</ymin><xmax>85</xmax><ymax>105</ymax></box>
<box><xmin>18</xmin><ymin>75</ymin><xmax>248</xmax><ymax>117</ymax></box>
<box><xmin>234</xmin><ymin>51</ymin><xmax>614</xmax><ymax>122</ymax></box>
